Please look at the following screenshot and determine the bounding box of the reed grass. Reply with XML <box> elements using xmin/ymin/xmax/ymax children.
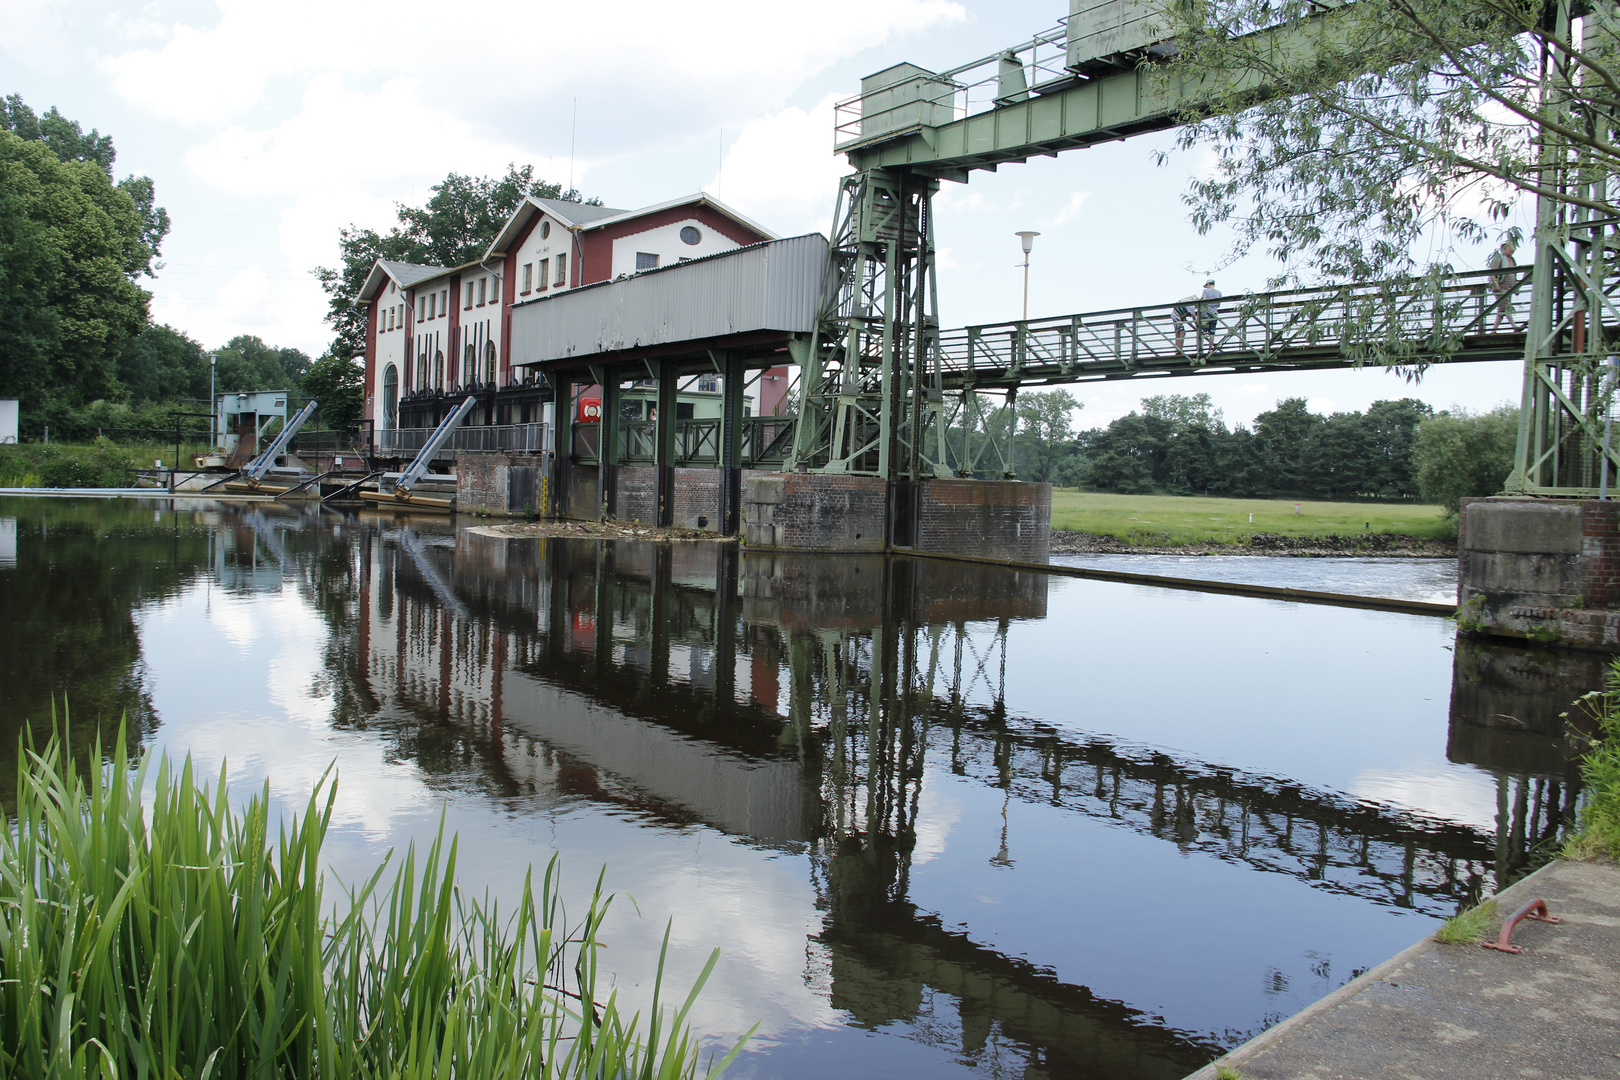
<box><xmin>0</xmin><ymin>724</ymin><xmax>750</xmax><ymax>1079</ymax></box>
<box><xmin>1564</xmin><ymin>664</ymin><xmax>1620</xmax><ymax>864</ymax></box>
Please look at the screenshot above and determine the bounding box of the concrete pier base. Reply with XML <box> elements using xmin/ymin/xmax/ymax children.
<box><xmin>742</xmin><ymin>473</ymin><xmax>1052</xmax><ymax>561</ymax></box>
<box><xmin>455</xmin><ymin>451</ymin><xmax>549</xmax><ymax>516</ymax></box>
<box><xmin>1458</xmin><ymin>496</ymin><xmax>1620</xmax><ymax>649</ymax></box>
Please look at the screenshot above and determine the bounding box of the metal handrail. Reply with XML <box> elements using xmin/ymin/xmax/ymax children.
<box><xmin>376</xmin><ymin>422</ymin><xmax>552</xmax><ymax>455</ymax></box>
<box><xmin>933</xmin><ymin>267</ymin><xmax>1543</xmax><ymax>385</ymax></box>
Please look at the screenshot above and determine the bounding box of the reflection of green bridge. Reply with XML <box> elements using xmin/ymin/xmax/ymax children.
<box><xmin>328</xmin><ymin>526</ymin><xmax>1584</xmax><ymax>1080</ymax></box>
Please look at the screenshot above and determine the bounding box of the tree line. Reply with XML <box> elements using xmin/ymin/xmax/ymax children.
<box><xmin>984</xmin><ymin>389</ymin><xmax>1515</xmax><ymax>513</ymax></box>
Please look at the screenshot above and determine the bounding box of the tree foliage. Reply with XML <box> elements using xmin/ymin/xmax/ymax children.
<box><xmin>1160</xmin><ymin>0</ymin><xmax>1619</xmax><ymax>283</ymax></box>
<box><xmin>1412</xmin><ymin>404</ymin><xmax>1518</xmax><ymax>512</ymax></box>
<box><xmin>315</xmin><ymin>166</ymin><xmax>597</xmax><ymax>364</ymax></box>
<box><xmin>1074</xmin><ymin>394</ymin><xmax>1435</xmax><ymax>499</ymax></box>
<box><xmin>0</xmin><ymin>95</ymin><xmax>170</xmax><ymax>418</ymax></box>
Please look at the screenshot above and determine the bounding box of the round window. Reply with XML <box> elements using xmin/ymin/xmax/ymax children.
<box><xmin>680</xmin><ymin>226</ymin><xmax>701</xmax><ymax>246</ymax></box>
<box><xmin>540</xmin><ymin>220</ymin><xmax>551</xmax><ymax>239</ymax></box>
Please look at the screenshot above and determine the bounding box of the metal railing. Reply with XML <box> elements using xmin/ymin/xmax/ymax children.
<box><xmin>577</xmin><ymin>416</ymin><xmax>798</xmax><ymax>467</ymax></box>
<box><xmin>932</xmin><ymin>267</ymin><xmax>1542</xmax><ymax>387</ymax></box>
<box><xmin>289</xmin><ymin>430</ymin><xmax>352</xmax><ymax>453</ymax></box>
<box><xmin>376</xmin><ymin>422</ymin><xmax>551</xmax><ymax>455</ymax></box>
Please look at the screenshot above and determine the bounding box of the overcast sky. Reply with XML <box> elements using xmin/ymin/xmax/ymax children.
<box><xmin>3</xmin><ymin>0</ymin><xmax>1536</xmax><ymax>428</ymax></box>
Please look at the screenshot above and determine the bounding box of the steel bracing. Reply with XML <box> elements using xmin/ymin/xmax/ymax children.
<box><xmin>1507</xmin><ymin>1</ymin><xmax>1620</xmax><ymax>495</ymax></box>
<box><xmin>790</xmin><ymin>0</ymin><xmax>1620</xmax><ymax>496</ymax></box>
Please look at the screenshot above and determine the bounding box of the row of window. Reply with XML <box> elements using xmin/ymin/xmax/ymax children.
<box><xmin>463</xmin><ymin>276</ymin><xmax>494</xmax><ymax>309</ymax></box>
<box><xmin>519</xmin><ymin>253</ymin><xmax>567</xmax><ymax>295</ymax></box>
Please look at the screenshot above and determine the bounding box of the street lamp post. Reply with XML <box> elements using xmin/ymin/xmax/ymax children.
<box><xmin>209</xmin><ymin>352</ymin><xmax>218</xmax><ymax>449</ymax></box>
<box><xmin>1015</xmin><ymin>231</ymin><xmax>1040</xmax><ymax>322</ymax></box>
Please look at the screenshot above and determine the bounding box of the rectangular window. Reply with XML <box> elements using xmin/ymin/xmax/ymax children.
<box><xmin>417</xmin><ymin>296</ymin><xmax>425</xmax><ymax>322</ymax></box>
<box><xmin>554</xmin><ymin>253</ymin><xmax>567</xmax><ymax>286</ymax></box>
<box><xmin>522</xmin><ymin>263</ymin><xmax>533</xmax><ymax>293</ymax></box>
<box><xmin>378</xmin><ymin>307</ymin><xmax>385</xmax><ymax>336</ymax></box>
<box><xmin>477</xmin><ymin>278</ymin><xmax>486</xmax><ymax>306</ymax></box>
<box><xmin>537</xmin><ymin>259</ymin><xmax>548</xmax><ymax>290</ymax></box>
<box><xmin>441</xmin><ymin>289</ymin><xmax>447</xmax><ymax>316</ymax></box>
<box><xmin>430</xmin><ymin>293</ymin><xmax>437</xmax><ymax>320</ymax></box>
<box><xmin>636</xmin><ymin>252</ymin><xmax>659</xmax><ymax>271</ymax></box>
<box><xmin>465</xmin><ymin>283</ymin><xmax>473</xmax><ymax>309</ymax></box>
<box><xmin>698</xmin><ymin>374</ymin><xmax>718</xmax><ymax>393</ymax></box>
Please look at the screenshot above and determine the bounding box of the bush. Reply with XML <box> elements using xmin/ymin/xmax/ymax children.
<box><xmin>0</xmin><ymin>439</ymin><xmax>140</xmax><ymax>488</ymax></box>
<box><xmin>1412</xmin><ymin>405</ymin><xmax>1518</xmax><ymax>514</ymax></box>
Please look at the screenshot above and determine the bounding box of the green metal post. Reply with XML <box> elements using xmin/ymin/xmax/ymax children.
<box><xmin>719</xmin><ymin>352</ymin><xmax>745</xmax><ymax>535</ymax></box>
<box><xmin>599</xmin><ymin>370</ymin><xmax>620</xmax><ymax>521</ymax></box>
<box><xmin>655</xmin><ymin>358</ymin><xmax>678</xmax><ymax>527</ymax></box>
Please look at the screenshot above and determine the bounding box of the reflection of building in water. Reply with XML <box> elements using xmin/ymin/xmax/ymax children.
<box><xmin>210</xmin><ymin>508</ymin><xmax>300</xmax><ymax>592</ymax></box>
<box><xmin>334</xmin><ymin>526</ymin><xmax>1592</xmax><ymax>1080</ymax></box>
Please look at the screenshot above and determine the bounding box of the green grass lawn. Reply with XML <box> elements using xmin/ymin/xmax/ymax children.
<box><xmin>1050</xmin><ymin>491</ymin><xmax>1455</xmax><ymax>545</ymax></box>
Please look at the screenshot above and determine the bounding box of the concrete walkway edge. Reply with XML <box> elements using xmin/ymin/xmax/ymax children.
<box><xmin>1181</xmin><ymin>857</ymin><xmax>1599</xmax><ymax>1080</ymax></box>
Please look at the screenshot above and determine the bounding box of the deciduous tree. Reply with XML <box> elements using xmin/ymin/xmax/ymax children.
<box><xmin>1161</xmin><ymin>0</ymin><xmax>1619</xmax><ymax>283</ymax></box>
<box><xmin>315</xmin><ymin>166</ymin><xmax>597</xmax><ymax>365</ymax></box>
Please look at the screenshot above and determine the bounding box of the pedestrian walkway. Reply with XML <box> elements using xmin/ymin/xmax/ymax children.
<box><xmin>1185</xmin><ymin>858</ymin><xmax>1620</xmax><ymax>1080</ymax></box>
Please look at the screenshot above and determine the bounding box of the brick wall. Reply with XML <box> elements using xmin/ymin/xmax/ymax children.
<box><xmin>617</xmin><ymin>466</ymin><xmax>657</xmax><ymax>524</ymax></box>
<box><xmin>568</xmin><ymin>462</ymin><xmax>598</xmax><ymax>519</ymax></box>
<box><xmin>743</xmin><ymin>472</ymin><xmax>888</xmax><ymax>552</ymax></box>
<box><xmin>456</xmin><ymin>453</ymin><xmax>508</xmax><ymax>515</ymax></box>
<box><xmin>455</xmin><ymin>452</ymin><xmax>549</xmax><ymax>516</ymax></box>
<box><xmin>671</xmin><ymin>468</ymin><xmax>721</xmax><ymax>530</ymax></box>
<box><xmin>913</xmin><ymin>479</ymin><xmax>1051</xmax><ymax>562</ymax></box>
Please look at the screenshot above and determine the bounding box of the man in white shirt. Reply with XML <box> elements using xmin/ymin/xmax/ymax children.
<box><xmin>1198</xmin><ymin>279</ymin><xmax>1222</xmax><ymax>352</ymax></box>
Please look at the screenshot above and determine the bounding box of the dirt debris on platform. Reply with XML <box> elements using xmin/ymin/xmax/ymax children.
<box><xmin>468</xmin><ymin>520</ymin><xmax>734</xmax><ymax>543</ymax></box>
<box><xmin>1050</xmin><ymin>529</ymin><xmax>1457</xmax><ymax>558</ymax></box>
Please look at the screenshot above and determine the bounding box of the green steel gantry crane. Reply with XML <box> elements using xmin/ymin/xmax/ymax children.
<box><xmin>785</xmin><ymin>0</ymin><xmax>1620</xmax><ymax>497</ymax></box>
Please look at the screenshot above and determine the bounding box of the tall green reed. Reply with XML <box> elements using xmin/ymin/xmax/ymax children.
<box><xmin>1565</xmin><ymin>661</ymin><xmax>1620</xmax><ymax>863</ymax></box>
<box><xmin>0</xmin><ymin>724</ymin><xmax>751</xmax><ymax>1079</ymax></box>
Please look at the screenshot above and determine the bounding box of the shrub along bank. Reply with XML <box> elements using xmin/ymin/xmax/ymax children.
<box><xmin>0</xmin><ymin>728</ymin><xmax>747</xmax><ymax>1079</ymax></box>
<box><xmin>0</xmin><ymin>440</ymin><xmax>144</xmax><ymax>488</ymax></box>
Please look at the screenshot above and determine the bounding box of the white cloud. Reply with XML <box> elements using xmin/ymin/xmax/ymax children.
<box><xmin>707</xmin><ymin>92</ymin><xmax>848</xmax><ymax>239</ymax></box>
<box><xmin>1039</xmin><ymin>189</ymin><xmax>1090</xmax><ymax>229</ymax></box>
<box><xmin>100</xmin><ymin>0</ymin><xmax>968</xmax><ymax>131</ymax></box>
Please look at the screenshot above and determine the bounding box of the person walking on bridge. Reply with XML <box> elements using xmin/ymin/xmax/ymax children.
<box><xmin>1488</xmin><ymin>240</ymin><xmax>1518</xmax><ymax>332</ymax></box>
<box><xmin>1172</xmin><ymin>294</ymin><xmax>1200</xmax><ymax>355</ymax></box>
<box><xmin>1198</xmin><ymin>279</ymin><xmax>1222</xmax><ymax>353</ymax></box>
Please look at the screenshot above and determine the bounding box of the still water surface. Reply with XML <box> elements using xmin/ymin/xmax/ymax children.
<box><xmin>0</xmin><ymin>496</ymin><xmax>1596</xmax><ymax>1080</ymax></box>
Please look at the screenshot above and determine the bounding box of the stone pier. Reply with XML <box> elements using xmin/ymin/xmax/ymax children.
<box><xmin>743</xmin><ymin>472</ymin><xmax>1052</xmax><ymax>561</ymax></box>
<box><xmin>1457</xmin><ymin>496</ymin><xmax>1620</xmax><ymax>649</ymax></box>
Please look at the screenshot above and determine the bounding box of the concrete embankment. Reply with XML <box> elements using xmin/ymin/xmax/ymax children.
<box><xmin>1186</xmin><ymin>858</ymin><xmax>1620</xmax><ymax>1080</ymax></box>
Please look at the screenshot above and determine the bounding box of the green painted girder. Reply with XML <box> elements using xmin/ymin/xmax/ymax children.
<box><xmin>843</xmin><ymin>3</ymin><xmax>1364</xmax><ymax>177</ymax></box>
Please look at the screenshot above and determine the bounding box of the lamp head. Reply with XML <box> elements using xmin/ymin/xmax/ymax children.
<box><xmin>1015</xmin><ymin>230</ymin><xmax>1040</xmax><ymax>254</ymax></box>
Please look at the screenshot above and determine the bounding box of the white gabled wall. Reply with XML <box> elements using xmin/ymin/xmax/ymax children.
<box><xmin>510</xmin><ymin>212</ymin><xmax>575</xmax><ymax>298</ymax></box>
<box><xmin>610</xmin><ymin>218</ymin><xmax>741</xmax><ymax>277</ymax></box>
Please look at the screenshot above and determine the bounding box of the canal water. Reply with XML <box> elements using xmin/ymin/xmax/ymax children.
<box><xmin>0</xmin><ymin>496</ymin><xmax>1598</xmax><ymax>1080</ymax></box>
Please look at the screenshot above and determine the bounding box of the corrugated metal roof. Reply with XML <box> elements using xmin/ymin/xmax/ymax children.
<box><xmin>378</xmin><ymin>260</ymin><xmax>451</xmax><ymax>288</ymax></box>
<box><xmin>508</xmin><ymin>234</ymin><xmax>828</xmax><ymax>366</ymax></box>
<box><xmin>533</xmin><ymin>198</ymin><xmax>624</xmax><ymax>226</ymax></box>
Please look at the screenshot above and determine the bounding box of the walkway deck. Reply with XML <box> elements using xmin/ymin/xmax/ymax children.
<box><xmin>1185</xmin><ymin>858</ymin><xmax>1620</xmax><ymax>1080</ymax></box>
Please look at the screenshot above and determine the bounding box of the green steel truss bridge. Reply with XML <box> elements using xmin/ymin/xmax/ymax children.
<box><xmin>784</xmin><ymin>0</ymin><xmax>1620</xmax><ymax>497</ymax></box>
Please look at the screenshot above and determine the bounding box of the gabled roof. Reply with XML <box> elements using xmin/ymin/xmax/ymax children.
<box><xmin>486</xmin><ymin>196</ymin><xmax>628</xmax><ymax>257</ymax></box>
<box><xmin>578</xmin><ymin>193</ymin><xmax>777</xmax><ymax>241</ymax></box>
<box><xmin>484</xmin><ymin>192</ymin><xmax>777</xmax><ymax>259</ymax></box>
<box><xmin>355</xmin><ymin>257</ymin><xmax>484</xmax><ymax>304</ymax></box>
